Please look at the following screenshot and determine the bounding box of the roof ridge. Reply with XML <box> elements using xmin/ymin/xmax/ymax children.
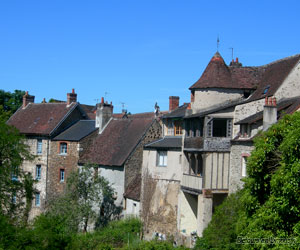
<box><xmin>249</xmin><ymin>54</ymin><xmax>300</xmax><ymax>68</ymax></box>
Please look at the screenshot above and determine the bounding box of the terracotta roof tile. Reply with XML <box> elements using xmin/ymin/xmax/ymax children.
<box><xmin>7</xmin><ymin>102</ymin><xmax>78</xmax><ymax>136</ymax></box>
<box><xmin>248</xmin><ymin>54</ymin><xmax>300</xmax><ymax>101</ymax></box>
<box><xmin>189</xmin><ymin>53</ymin><xmax>300</xmax><ymax>95</ymax></box>
<box><xmin>190</xmin><ymin>52</ymin><xmax>263</xmax><ymax>90</ymax></box>
<box><xmin>79</xmin><ymin>118</ymin><xmax>154</xmax><ymax>166</ymax></box>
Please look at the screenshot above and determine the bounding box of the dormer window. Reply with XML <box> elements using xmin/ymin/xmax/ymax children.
<box><xmin>166</xmin><ymin>119</ymin><xmax>183</xmax><ymax>136</ymax></box>
<box><xmin>263</xmin><ymin>85</ymin><xmax>270</xmax><ymax>95</ymax></box>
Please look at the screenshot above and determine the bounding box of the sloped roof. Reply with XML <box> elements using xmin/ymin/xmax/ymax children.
<box><xmin>80</xmin><ymin>104</ymin><xmax>96</xmax><ymax>120</ymax></box>
<box><xmin>163</xmin><ymin>103</ymin><xmax>189</xmax><ymax>118</ymax></box>
<box><xmin>124</xmin><ymin>176</ymin><xmax>141</xmax><ymax>201</ymax></box>
<box><xmin>7</xmin><ymin>102</ymin><xmax>78</xmax><ymax>136</ymax></box>
<box><xmin>189</xmin><ymin>52</ymin><xmax>263</xmax><ymax>90</ymax></box>
<box><xmin>247</xmin><ymin>54</ymin><xmax>300</xmax><ymax>101</ymax></box>
<box><xmin>144</xmin><ymin>136</ymin><xmax>182</xmax><ymax>149</ymax></box>
<box><xmin>235</xmin><ymin>97</ymin><xmax>300</xmax><ymax>125</ymax></box>
<box><xmin>53</xmin><ymin>120</ymin><xmax>97</xmax><ymax>141</ymax></box>
<box><xmin>189</xmin><ymin>52</ymin><xmax>300</xmax><ymax>97</ymax></box>
<box><xmin>79</xmin><ymin>118</ymin><xmax>154</xmax><ymax>166</ymax></box>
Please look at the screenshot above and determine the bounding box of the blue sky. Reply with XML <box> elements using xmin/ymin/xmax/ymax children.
<box><xmin>0</xmin><ymin>0</ymin><xmax>299</xmax><ymax>113</ymax></box>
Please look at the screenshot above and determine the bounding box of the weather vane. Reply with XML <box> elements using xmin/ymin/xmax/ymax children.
<box><xmin>217</xmin><ymin>35</ymin><xmax>220</xmax><ymax>52</ymax></box>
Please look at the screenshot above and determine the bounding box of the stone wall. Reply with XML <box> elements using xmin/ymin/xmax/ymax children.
<box><xmin>124</xmin><ymin>120</ymin><xmax>161</xmax><ymax>192</ymax></box>
<box><xmin>47</xmin><ymin>140</ymin><xmax>79</xmax><ymax>201</ymax></box>
<box><xmin>192</xmin><ymin>88</ymin><xmax>243</xmax><ymax>112</ymax></box>
<box><xmin>229</xmin><ymin>141</ymin><xmax>254</xmax><ymax>194</ymax></box>
<box><xmin>275</xmin><ymin>61</ymin><xmax>300</xmax><ymax>100</ymax></box>
<box><xmin>22</xmin><ymin>137</ymin><xmax>49</xmax><ymax>220</ymax></box>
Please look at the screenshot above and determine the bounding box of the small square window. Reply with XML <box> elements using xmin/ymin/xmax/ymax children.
<box><xmin>37</xmin><ymin>139</ymin><xmax>42</xmax><ymax>154</ymax></box>
<box><xmin>157</xmin><ymin>151</ymin><xmax>167</xmax><ymax>167</ymax></box>
<box><xmin>59</xmin><ymin>142</ymin><xmax>68</xmax><ymax>155</ymax></box>
<box><xmin>36</xmin><ymin>165</ymin><xmax>41</xmax><ymax>180</ymax></box>
<box><xmin>35</xmin><ymin>193</ymin><xmax>40</xmax><ymax>207</ymax></box>
<box><xmin>60</xmin><ymin>169</ymin><xmax>65</xmax><ymax>182</ymax></box>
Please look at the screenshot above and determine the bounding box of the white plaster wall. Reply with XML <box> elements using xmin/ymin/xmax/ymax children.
<box><xmin>143</xmin><ymin>150</ymin><xmax>182</xmax><ymax>181</ymax></box>
<box><xmin>22</xmin><ymin>138</ymin><xmax>49</xmax><ymax>220</ymax></box>
<box><xmin>125</xmin><ymin>198</ymin><xmax>140</xmax><ymax>217</ymax></box>
<box><xmin>178</xmin><ymin>190</ymin><xmax>197</xmax><ymax>235</ymax></box>
<box><xmin>229</xmin><ymin>143</ymin><xmax>254</xmax><ymax>194</ymax></box>
<box><xmin>192</xmin><ymin>88</ymin><xmax>243</xmax><ymax>113</ymax></box>
<box><xmin>275</xmin><ymin>60</ymin><xmax>300</xmax><ymax>100</ymax></box>
<box><xmin>99</xmin><ymin>166</ymin><xmax>124</xmax><ymax>206</ymax></box>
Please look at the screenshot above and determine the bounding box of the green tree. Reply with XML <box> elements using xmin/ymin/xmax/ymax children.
<box><xmin>47</xmin><ymin>164</ymin><xmax>121</xmax><ymax>233</ymax></box>
<box><xmin>197</xmin><ymin>112</ymin><xmax>300</xmax><ymax>249</ymax></box>
<box><xmin>0</xmin><ymin>110</ymin><xmax>35</xmax><ymax>224</ymax></box>
<box><xmin>0</xmin><ymin>89</ymin><xmax>25</xmax><ymax>116</ymax></box>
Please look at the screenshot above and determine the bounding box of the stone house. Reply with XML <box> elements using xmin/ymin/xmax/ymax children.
<box><xmin>141</xmin><ymin>97</ymin><xmax>188</xmax><ymax>239</ymax></box>
<box><xmin>141</xmin><ymin>51</ymin><xmax>300</xmax><ymax>243</ymax></box>
<box><xmin>7</xmin><ymin>89</ymin><xmax>95</xmax><ymax>219</ymax></box>
<box><xmin>78</xmin><ymin>101</ymin><xmax>162</xmax><ymax>216</ymax></box>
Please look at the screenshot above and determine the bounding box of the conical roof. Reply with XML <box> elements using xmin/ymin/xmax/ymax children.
<box><xmin>189</xmin><ymin>52</ymin><xmax>261</xmax><ymax>90</ymax></box>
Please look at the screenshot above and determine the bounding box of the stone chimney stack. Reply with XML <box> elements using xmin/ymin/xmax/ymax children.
<box><xmin>263</xmin><ymin>97</ymin><xmax>277</xmax><ymax>131</ymax></box>
<box><xmin>67</xmin><ymin>88</ymin><xmax>77</xmax><ymax>105</ymax></box>
<box><xmin>96</xmin><ymin>97</ymin><xmax>113</xmax><ymax>132</ymax></box>
<box><xmin>23</xmin><ymin>91</ymin><xmax>35</xmax><ymax>108</ymax></box>
<box><xmin>169</xmin><ymin>96</ymin><xmax>179</xmax><ymax>112</ymax></box>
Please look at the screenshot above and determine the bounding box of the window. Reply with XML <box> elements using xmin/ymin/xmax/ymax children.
<box><xmin>59</xmin><ymin>142</ymin><xmax>68</xmax><ymax>154</ymax></box>
<box><xmin>12</xmin><ymin>193</ymin><xmax>16</xmax><ymax>204</ymax></box>
<box><xmin>207</xmin><ymin>118</ymin><xmax>233</xmax><ymax>138</ymax></box>
<box><xmin>263</xmin><ymin>85</ymin><xmax>270</xmax><ymax>95</ymax></box>
<box><xmin>174</xmin><ymin>120</ymin><xmax>183</xmax><ymax>135</ymax></box>
<box><xmin>36</xmin><ymin>165</ymin><xmax>41</xmax><ymax>180</ymax></box>
<box><xmin>37</xmin><ymin>139</ymin><xmax>42</xmax><ymax>154</ymax></box>
<box><xmin>167</xmin><ymin>120</ymin><xmax>174</xmax><ymax>135</ymax></box>
<box><xmin>157</xmin><ymin>151</ymin><xmax>167</xmax><ymax>167</ymax></box>
<box><xmin>11</xmin><ymin>166</ymin><xmax>18</xmax><ymax>181</ymax></box>
<box><xmin>35</xmin><ymin>193</ymin><xmax>40</xmax><ymax>207</ymax></box>
<box><xmin>241</xmin><ymin>157</ymin><xmax>248</xmax><ymax>177</ymax></box>
<box><xmin>60</xmin><ymin>169</ymin><xmax>65</xmax><ymax>182</ymax></box>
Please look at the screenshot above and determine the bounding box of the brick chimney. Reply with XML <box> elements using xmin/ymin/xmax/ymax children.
<box><xmin>263</xmin><ymin>97</ymin><xmax>277</xmax><ymax>131</ymax></box>
<box><xmin>23</xmin><ymin>91</ymin><xmax>35</xmax><ymax>108</ymax></box>
<box><xmin>96</xmin><ymin>97</ymin><xmax>113</xmax><ymax>133</ymax></box>
<box><xmin>169</xmin><ymin>96</ymin><xmax>179</xmax><ymax>112</ymax></box>
<box><xmin>67</xmin><ymin>88</ymin><xmax>77</xmax><ymax>105</ymax></box>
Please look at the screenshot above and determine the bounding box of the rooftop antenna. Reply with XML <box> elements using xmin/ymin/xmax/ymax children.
<box><xmin>120</xmin><ymin>102</ymin><xmax>127</xmax><ymax>113</ymax></box>
<box><xmin>94</xmin><ymin>98</ymin><xmax>100</xmax><ymax>104</ymax></box>
<box><xmin>105</xmin><ymin>92</ymin><xmax>109</xmax><ymax>99</ymax></box>
<box><xmin>229</xmin><ymin>47</ymin><xmax>234</xmax><ymax>60</ymax></box>
<box><xmin>217</xmin><ymin>35</ymin><xmax>220</xmax><ymax>52</ymax></box>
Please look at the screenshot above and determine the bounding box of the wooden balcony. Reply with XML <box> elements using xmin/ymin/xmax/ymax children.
<box><xmin>181</xmin><ymin>174</ymin><xmax>203</xmax><ymax>193</ymax></box>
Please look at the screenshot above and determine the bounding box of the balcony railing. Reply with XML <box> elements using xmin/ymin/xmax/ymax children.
<box><xmin>181</xmin><ymin>173</ymin><xmax>202</xmax><ymax>191</ymax></box>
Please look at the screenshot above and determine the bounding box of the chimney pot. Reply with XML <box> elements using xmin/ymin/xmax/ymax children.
<box><xmin>72</xmin><ymin>88</ymin><xmax>75</xmax><ymax>94</ymax></box>
<box><xmin>236</xmin><ymin>57</ymin><xmax>239</xmax><ymax>63</ymax></box>
<box><xmin>101</xmin><ymin>97</ymin><xmax>104</xmax><ymax>104</ymax></box>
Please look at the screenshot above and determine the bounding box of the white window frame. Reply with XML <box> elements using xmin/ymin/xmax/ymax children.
<box><xmin>157</xmin><ymin>151</ymin><xmax>167</xmax><ymax>167</ymax></box>
<box><xmin>60</xmin><ymin>169</ymin><xmax>65</xmax><ymax>182</ymax></box>
<box><xmin>59</xmin><ymin>142</ymin><xmax>68</xmax><ymax>155</ymax></box>
<box><xmin>241</xmin><ymin>155</ymin><xmax>249</xmax><ymax>177</ymax></box>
